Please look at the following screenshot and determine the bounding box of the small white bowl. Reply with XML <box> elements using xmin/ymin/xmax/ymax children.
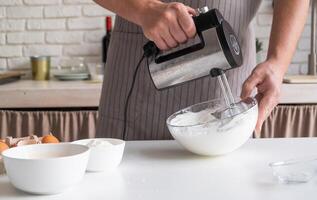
<box><xmin>72</xmin><ymin>138</ymin><xmax>125</xmax><ymax>172</ymax></box>
<box><xmin>2</xmin><ymin>143</ymin><xmax>90</xmax><ymax>195</ymax></box>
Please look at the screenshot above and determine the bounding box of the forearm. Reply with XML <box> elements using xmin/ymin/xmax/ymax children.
<box><xmin>267</xmin><ymin>0</ymin><xmax>309</xmax><ymax>74</ymax></box>
<box><xmin>94</xmin><ymin>0</ymin><xmax>162</xmax><ymax>26</ymax></box>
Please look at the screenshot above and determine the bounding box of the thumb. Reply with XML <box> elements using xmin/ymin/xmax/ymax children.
<box><xmin>254</xmin><ymin>93</ymin><xmax>273</xmax><ymax>134</ymax></box>
<box><xmin>241</xmin><ymin>72</ymin><xmax>262</xmax><ymax>99</ymax></box>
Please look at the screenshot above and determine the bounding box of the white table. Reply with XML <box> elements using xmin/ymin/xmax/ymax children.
<box><xmin>1</xmin><ymin>138</ymin><xmax>317</xmax><ymax>200</ymax></box>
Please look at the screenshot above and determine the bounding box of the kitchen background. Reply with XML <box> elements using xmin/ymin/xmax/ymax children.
<box><xmin>0</xmin><ymin>0</ymin><xmax>312</xmax><ymax>75</ymax></box>
<box><xmin>0</xmin><ymin>0</ymin><xmax>316</xmax><ymax>141</ymax></box>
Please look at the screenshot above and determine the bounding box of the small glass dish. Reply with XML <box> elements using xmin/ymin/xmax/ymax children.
<box><xmin>269</xmin><ymin>157</ymin><xmax>317</xmax><ymax>184</ymax></box>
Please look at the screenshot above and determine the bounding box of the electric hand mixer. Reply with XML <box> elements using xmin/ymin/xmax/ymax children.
<box><xmin>123</xmin><ymin>6</ymin><xmax>251</xmax><ymax>139</ymax></box>
<box><xmin>143</xmin><ymin>6</ymin><xmax>246</xmax><ymax>117</ymax></box>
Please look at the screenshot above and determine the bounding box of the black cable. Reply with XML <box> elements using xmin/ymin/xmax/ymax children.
<box><xmin>122</xmin><ymin>53</ymin><xmax>146</xmax><ymax>140</ymax></box>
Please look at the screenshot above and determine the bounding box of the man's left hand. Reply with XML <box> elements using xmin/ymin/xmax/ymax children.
<box><xmin>240</xmin><ymin>59</ymin><xmax>284</xmax><ymax>136</ymax></box>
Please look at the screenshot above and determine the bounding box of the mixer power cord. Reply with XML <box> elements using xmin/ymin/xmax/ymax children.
<box><xmin>122</xmin><ymin>54</ymin><xmax>145</xmax><ymax>140</ymax></box>
<box><xmin>122</xmin><ymin>42</ymin><xmax>158</xmax><ymax>140</ymax></box>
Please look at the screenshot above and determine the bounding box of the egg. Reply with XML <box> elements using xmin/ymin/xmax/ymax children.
<box><xmin>42</xmin><ymin>133</ymin><xmax>59</xmax><ymax>144</ymax></box>
<box><xmin>0</xmin><ymin>141</ymin><xmax>9</xmax><ymax>154</ymax></box>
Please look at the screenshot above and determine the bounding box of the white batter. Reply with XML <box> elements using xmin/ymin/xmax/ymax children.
<box><xmin>168</xmin><ymin>104</ymin><xmax>258</xmax><ymax>156</ymax></box>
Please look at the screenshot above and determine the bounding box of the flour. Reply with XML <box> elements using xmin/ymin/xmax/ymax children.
<box><xmin>86</xmin><ymin>140</ymin><xmax>113</xmax><ymax>148</ymax></box>
<box><xmin>168</xmin><ymin>103</ymin><xmax>258</xmax><ymax>156</ymax></box>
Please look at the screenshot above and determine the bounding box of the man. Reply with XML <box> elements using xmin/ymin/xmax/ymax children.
<box><xmin>94</xmin><ymin>0</ymin><xmax>309</xmax><ymax>140</ymax></box>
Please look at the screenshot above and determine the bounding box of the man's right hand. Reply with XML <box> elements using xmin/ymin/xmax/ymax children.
<box><xmin>138</xmin><ymin>2</ymin><xmax>196</xmax><ymax>50</ymax></box>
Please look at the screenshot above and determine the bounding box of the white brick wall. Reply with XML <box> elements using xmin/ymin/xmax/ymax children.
<box><xmin>0</xmin><ymin>0</ymin><xmax>312</xmax><ymax>74</ymax></box>
<box><xmin>7</xmin><ymin>32</ymin><xmax>44</xmax><ymax>44</ymax></box>
<box><xmin>0</xmin><ymin>46</ymin><xmax>22</xmax><ymax>57</ymax></box>
<box><xmin>0</xmin><ymin>7</ymin><xmax>5</xmax><ymax>18</ymax></box>
<box><xmin>27</xmin><ymin>19</ymin><xmax>66</xmax><ymax>30</ymax></box>
<box><xmin>44</xmin><ymin>6</ymin><xmax>81</xmax><ymax>18</ymax></box>
<box><xmin>0</xmin><ymin>19</ymin><xmax>25</xmax><ymax>31</ymax></box>
<box><xmin>23</xmin><ymin>45</ymin><xmax>62</xmax><ymax>56</ymax></box>
<box><xmin>0</xmin><ymin>0</ymin><xmax>114</xmax><ymax>70</ymax></box>
<box><xmin>255</xmin><ymin>0</ymin><xmax>312</xmax><ymax>75</ymax></box>
<box><xmin>46</xmin><ymin>31</ymin><xmax>83</xmax><ymax>44</ymax></box>
<box><xmin>0</xmin><ymin>58</ymin><xmax>6</xmax><ymax>69</ymax></box>
<box><xmin>0</xmin><ymin>33</ymin><xmax>5</xmax><ymax>44</ymax></box>
<box><xmin>24</xmin><ymin>0</ymin><xmax>61</xmax><ymax>5</ymax></box>
<box><xmin>6</xmin><ymin>6</ymin><xmax>43</xmax><ymax>18</ymax></box>
<box><xmin>0</xmin><ymin>0</ymin><xmax>23</xmax><ymax>6</ymax></box>
<box><xmin>67</xmin><ymin>17</ymin><xmax>104</xmax><ymax>29</ymax></box>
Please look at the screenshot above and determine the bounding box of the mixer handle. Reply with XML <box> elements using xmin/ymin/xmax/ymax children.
<box><xmin>143</xmin><ymin>8</ymin><xmax>224</xmax><ymax>63</ymax></box>
<box><xmin>193</xmin><ymin>8</ymin><xmax>223</xmax><ymax>32</ymax></box>
<box><xmin>154</xmin><ymin>32</ymin><xmax>205</xmax><ymax>63</ymax></box>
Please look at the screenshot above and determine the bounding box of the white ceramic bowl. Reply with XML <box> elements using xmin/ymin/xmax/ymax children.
<box><xmin>2</xmin><ymin>143</ymin><xmax>90</xmax><ymax>195</ymax></box>
<box><xmin>167</xmin><ymin>97</ymin><xmax>258</xmax><ymax>156</ymax></box>
<box><xmin>72</xmin><ymin>138</ymin><xmax>125</xmax><ymax>172</ymax></box>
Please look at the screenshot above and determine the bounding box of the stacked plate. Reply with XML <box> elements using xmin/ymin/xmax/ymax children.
<box><xmin>54</xmin><ymin>72</ymin><xmax>90</xmax><ymax>81</ymax></box>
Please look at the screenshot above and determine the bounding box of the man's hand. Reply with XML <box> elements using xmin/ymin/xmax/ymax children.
<box><xmin>139</xmin><ymin>2</ymin><xmax>196</xmax><ymax>50</ymax></box>
<box><xmin>240</xmin><ymin>59</ymin><xmax>284</xmax><ymax>135</ymax></box>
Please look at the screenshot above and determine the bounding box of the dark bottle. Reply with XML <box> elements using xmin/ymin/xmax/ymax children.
<box><xmin>102</xmin><ymin>16</ymin><xmax>112</xmax><ymax>64</ymax></box>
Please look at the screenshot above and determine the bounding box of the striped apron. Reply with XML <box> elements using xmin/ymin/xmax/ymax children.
<box><xmin>97</xmin><ymin>0</ymin><xmax>262</xmax><ymax>140</ymax></box>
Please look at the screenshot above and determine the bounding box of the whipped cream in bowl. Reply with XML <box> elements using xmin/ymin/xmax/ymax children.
<box><xmin>166</xmin><ymin>97</ymin><xmax>258</xmax><ymax>156</ymax></box>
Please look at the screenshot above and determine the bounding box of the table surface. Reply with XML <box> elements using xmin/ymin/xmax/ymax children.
<box><xmin>1</xmin><ymin>138</ymin><xmax>317</xmax><ymax>200</ymax></box>
<box><xmin>0</xmin><ymin>80</ymin><xmax>316</xmax><ymax>108</ymax></box>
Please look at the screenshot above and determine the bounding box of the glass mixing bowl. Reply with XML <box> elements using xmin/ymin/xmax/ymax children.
<box><xmin>166</xmin><ymin>97</ymin><xmax>258</xmax><ymax>156</ymax></box>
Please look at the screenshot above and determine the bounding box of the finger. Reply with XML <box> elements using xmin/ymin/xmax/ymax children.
<box><xmin>241</xmin><ymin>71</ymin><xmax>263</xmax><ymax>99</ymax></box>
<box><xmin>169</xmin><ymin>19</ymin><xmax>187</xmax><ymax>43</ymax></box>
<box><xmin>155</xmin><ymin>36</ymin><xmax>169</xmax><ymax>50</ymax></box>
<box><xmin>186</xmin><ymin>6</ymin><xmax>197</xmax><ymax>16</ymax></box>
<box><xmin>255</xmin><ymin>93</ymin><xmax>275</xmax><ymax>134</ymax></box>
<box><xmin>254</xmin><ymin>93</ymin><xmax>263</xmax><ymax>105</ymax></box>
<box><xmin>160</xmin><ymin>28</ymin><xmax>178</xmax><ymax>48</ymax></box>
<box><xmin>177</xmin><ymin>8</ymin><xmax>196</xmax><ymax>38</ymax></box>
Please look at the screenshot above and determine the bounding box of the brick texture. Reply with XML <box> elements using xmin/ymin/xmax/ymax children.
<box><xmin>7</xmin><ymin>32</ymin><xmax>44</xmax><ymax>44</ymax></box>
<box><xmin>23</xmin><ymin>45</ymin><xmax>62</xmax><ymax>56</ymax></box>
<box><xmin>0</xmin><ymin>0</ymin><xmax>22</xmax><ymax>6</ymax></box>
<box><xmin>6</xmin><ymin>6</ymin><xmax>43</xmax><ymax>18</ymax></box>
<box><xmin>0</xmin><ymin>0</ymin><xmax>112</xmax><ymax>70</ymax></box>
<box><xmin>46</xmin><ymin>31</ymin><xmax>83</xmax><ymax>44</ymax></box>
<box><xmin>24</xmin><ymin>0</ymin><xmax>61</xmax><ymax>5</ymax></box>
<box><xmin>0</xmin><ymin>0</ymin><xmax>312</xmax><ymax>75</ymax></box>
<box><xmin>255</xmin><ymin>0</ymin><xmax>312</xmax><ymax>75</ymax></box>
<box><xmin>0</xmin><ymin>46</ymin><xmax>23</xmax><ymax>57</ymax></box>
<box><xmin>27</xmin><ymin>19</ymin><xmax>66</xmax><ymax>30</ymax></box>
<box><xmin>44</xmin><ymin>6</ymin><xmax>81</xmax><ymax>18</ymax></box>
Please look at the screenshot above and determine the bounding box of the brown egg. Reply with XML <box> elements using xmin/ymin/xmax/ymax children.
<box><xmin>0</xmin><ymin>142</ymin><xmax>9</xmax><ymax>154</ymax></box>
<box><xmin>42</xmin><ymin>133</ymin><xmax>59</xmax><ymax>144</ymax></box>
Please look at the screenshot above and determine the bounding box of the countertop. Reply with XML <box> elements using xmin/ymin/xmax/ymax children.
<box><xmin>0</xmin><ymin>80</ymin><xmax>102</xmax><ymax>108</ymax></box>
<box><xmin>1</xmin><ymin>138</ymin><xmax>317</xmax><ymax>200</ymax></box>
<box><xmin>0</xmin><ymin>80</ymin><xmax>316</xmax><ymax>108</ymax></box>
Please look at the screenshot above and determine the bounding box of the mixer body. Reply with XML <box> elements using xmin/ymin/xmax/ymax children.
<box><xmin>145</xmin><ymin>7</ymin><xmax>243</xmax><ymax>90</ymax></box>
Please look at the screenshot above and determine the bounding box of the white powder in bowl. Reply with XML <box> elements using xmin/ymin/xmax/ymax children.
<box><xmin>86</xmin><ymin>140</ymin><xmax>113</xmax><ymax>148</ymax></box>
